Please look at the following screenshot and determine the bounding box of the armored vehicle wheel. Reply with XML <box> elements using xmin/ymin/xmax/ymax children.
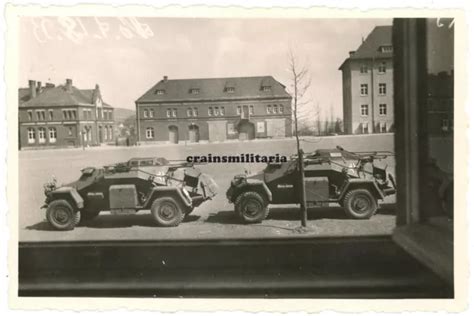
<box><xmin>80</xmin><ymin>209</ymin><xmax>101</xmax><ymax>222</ymax></box>
<box><xmin>236</xmin><ymin>191</ymin><xmax>269</xmax><ymax>223</ymax></box>
<box><xmin>343</xmin><ymin>189</ymin><xmax>377</xmax><ymax>219</ymax></box>
<box><xmin>46</xmin><ymin>199</ymin><xmax>81</xmax><ymax>231</ymax></box>
<box><xmin>151</xmin><ymin>197</ymin><xmax>185</xmax><ymax>227</ymax></box>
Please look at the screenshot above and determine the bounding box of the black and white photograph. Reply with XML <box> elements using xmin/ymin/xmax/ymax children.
<box><xmin>5</xmin><ymin>4</ymin><xmax>467</xmax><ymax>310</ymax></box>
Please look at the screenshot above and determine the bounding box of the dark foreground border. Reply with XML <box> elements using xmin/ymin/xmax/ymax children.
<box><xmin>19</xmin><ymin>236</ymin><xmax>453</xmax><ymax>298</ymax></box>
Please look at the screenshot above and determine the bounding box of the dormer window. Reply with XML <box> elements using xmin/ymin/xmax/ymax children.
<box><xmin>190</xmin><ymin>88</ymin><xmax>200</xmax><ymax>94</ymax></box>
<box><xmin>262</xmin><ymin>86</ymin><xmax>272</xmax><ymax>92</ymax></box>
<box><xmin>380</xmin><ymin>45</ymin><xmax>393</xmax><ymax>53</ymax></box>
<box><xmin>224</xmin><ymin>87</ymin><xmax>235</xmax><ymax>93</ymax></box>
<box><xmin>155</xmin><ymin>89</ymin><xmax>165</xmax><ymax>95</ymax></box>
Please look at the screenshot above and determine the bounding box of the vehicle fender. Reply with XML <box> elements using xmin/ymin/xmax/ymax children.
<box><xmin>339</xmin><ymin>179</ymin><xmax>384</xmax><ymax>201</ymax></box>
<box><xmin>232</xmin><ymin>179</ymin><xmax>272</xmax><ymax>203</ymax></box>
<box><xmin>50</xmin><ymin>186</ymin><xmax>84</xmax><ymax>209</ymax></box>
<box><xmin>145</xmin><ymin>187</ymin><xmax>193</xmax><ymax>209</ymax></box>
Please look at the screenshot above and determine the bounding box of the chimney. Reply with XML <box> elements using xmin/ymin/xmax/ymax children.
<box><xmin>163</xmin><ymin>75</ymin><xmax>168</xmax><ymax>82</ymax></box>
<box><xmin>28</xmin><ymin>80</ymin><xmax>37</xmax><ymax>99</ymax></box>
<box><xmin>65</xmin><ymin>78</ymin><xmax>73</xmax><ymax>92</ymax></box>
<box><xmin>36</xmin><ymin>81</ymin><xmax>42</xmax><ymax>94</ymax></box>
<box><xmin>45</xmin><ymin>83</ymin><xmax>55</xmax><ymax>88</ymax></box>
<box><xmin>349</xmin><ymin>51</ymin><xmax>355</xmax><ymax>57</ymax></box>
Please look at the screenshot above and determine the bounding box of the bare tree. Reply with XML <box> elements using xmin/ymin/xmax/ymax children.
<box><xmin>314</xmin><ymin>101</ymin><xmax>321</xmax><ymax>136</ymax></box>
<box><xmin>288</xmin><ymin>48</ymin><xmax>312</xmax><ymax>228</ymax></box>
<box><xmin>329</xmin><ymin>103</ymin><xmax>335</xmax><ymax>134</ymax></box>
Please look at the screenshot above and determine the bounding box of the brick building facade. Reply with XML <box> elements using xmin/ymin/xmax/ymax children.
<box><xmin>135</xmin><ymin>76</ymin><xmax>292</xmax><ymax>144</ymax></box>
<box><xmin>339</xmin><ymin>25</ymin><xmax>394</xmax><ymax>134</ymax></box>
<box><xmin>18</xmin><ymin>79</ymin><xmax>114</xmax><ymax>149</ymax></box>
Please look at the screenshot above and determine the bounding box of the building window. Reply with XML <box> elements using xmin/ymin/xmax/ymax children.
<box><xmin>172</xmin><ymin>108</ymin><xmax>177</xmax><ymax>118</ymax></box>
<box><xmin>36</xmin><ymin>110</ymin><xmax>45</xmax><ymax>121</ymax></box>
<box><xmin>38</xmin><ymin>127</ymin><xmax>46</xmax><ymax>144</ymax></box>
<box><xmin>360</xmin><ymin>84</ymin><xmax>368</xmax><ymax>96</ymax></box>
<box><xmin>208</xmin><ymin>107</ymin><xmax>213</xmax><ymax>116</ymax></box>
<box><xmin>362</xmin><ymin>123</ymin><xmax>369</xmax><ymax>134</ymax></box>
<box><xmin>279</xmin><ymin>105</ymin><xmax>284</xmax><ymax>114</ymax></box>
<box><xmin>225</xmin><ymin>87</ymin><xmax>235</xmax><ymax>93</ymax></box>
<box><xmin>193</xmin><ymin>108</ymin><xmax>198</xmax><ymax>117</ymax></box>
<box><xmin>267</xmin><ymin>105</ymin><xmax>272</xmax><ymax>114</ymax></box>
<box><xmin>71</xmin><ymin>110</ymin><xmax>77</xmax><ymax>120</ymax></box>
<box><xmin>262</xmin><ymin>86</ymin><xmax>271</xmax><ymax>92</ymax></box>
<box><xmin>227</xmin><ymin>123</ymin><xmax>236</xmax><ymax>134</ymax></box>
<box><xmin>214</xmin><ymin>107</ymin><xmax>219</xmax><ymax>116</ymax></box>
<box><xmin>104</xmin><ymin>126</ymin><xmax>108</xmax><ymax>141</ymax></box>
<box><xmin>379</xmin><ymin>104</ymin><xmax>387</xmax><ymax>116</ymax></box>
<box><xmin>380</xmin><ymin>122</ymin><xmax>387</xmax><ymax>133</ymax></box>
<box><xmin>68</xmin><ymin>127</ymin><xmax>73</xmax><ymax>136</ymax></box>
<box><xmin>27</xmin><ymin>111</ymin><xmax>32</xmax><ymax>121</ymax></box>
<box><xmin>361</xmin><ymin>104</ymin><xmax>369</xmax><ymax>116</ymax></box>
<box><xmin>220</xmin><ymin>107</ymin><xmax>225</xmax><ymax>116</ymax></box>
<box><xmin>249</xmin><ymin>105</ymin><xmax>254</xmax><ymax>115</ymax></box>
<box><xmin>146</xmin><ymin>127</ymin><xmax>154</xmax><ymax>139</ymax></box>
<box><xmin>155</xmin><ymin>89</ymin><xmax>165</xmax><ymax>95</ymax></box>
<box><xmin>380</xmin><ymin>45</ymin><xmax>393</xmax><ymax>53</ymax></box>
<box><xmin>48</xmin><ymin>127</ymin><xmax>57</xmax><ymax>143</ymax></box>
<box><xmin>273</xmin><ymin>104</ymin><xmax>278</xmax><ymax>114</ymax></box>
<box><xmin>187</xmin><ymin>108</ymin><xmax>192</xmax><ymax>117</ymax></box>
<box><xmin>190</xmin><ymin>88</ymin><xmax>200</xmax><ymax>94</ymax></box>
<box><xmin>237</xmin><ymin>106</ymin><xmax>242</xmax><ymax>115</ymax></box>
<box><xmin>166</xmin><ymin>109</ymin><xmax>171</xmax><ymax>118</ymax></box>
<box><xmin>360</xmin><ymin>64</ymin><xmax>368</xmax><ymax>73</ymax></box>
<box><xmin>144</xmin><ymin>109</ymin><xmax>148</xmax><ymax>118</ymax></box>
<box><xmin>27</xmin><ymin>128</ymin><xmax>35</xmax><ymax>144</ymax></box>
<box><xmin>149</xmin><ymin>109</ymin><xmax>154</xmax><ymax>118</ymax></box>
<box><xmin>48</xmin><ymin>110</ymin><xmax>53</xmax><ymax>121</ymax></box>
<box><xmin>63</xmin><ymin>110</ymin><xmax>68</xmax><ymax>120</ymax></box>
<box><xmin>378</xmin><ymin>62</ymin><xmax>387</xmax><ymax>74</ymax></box>
<box><xmin>109</xmin><ymin>126</ymin><xmax>113</xmax><ymax>140</ymax></box>
<box><xmin>379</xmin><ymin>83</ymin><xmax>387</xmax><ymax>95</ymax></box>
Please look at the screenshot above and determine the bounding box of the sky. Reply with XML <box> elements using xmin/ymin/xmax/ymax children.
<box><xmin>19</xmin><ymin>17</ymin><xmax>392</xmax><ymax>120</ymax></box>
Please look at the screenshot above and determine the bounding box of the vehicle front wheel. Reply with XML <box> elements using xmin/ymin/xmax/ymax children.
<box><xmin>235</xmin><ymin>191</ymin><xmax>269</xmax><ymax>223</ymax></box>
<box><xmin>151</xmin><ymin>197</ymin><xmax>185</xmax><ymax>227</ymax></box>
<box><xmin>343</xmin><ymin>188</ymin><xmax>377</xmax><ymax>219</ymax></box>
<box><xmin>46</xmin><ymin>199</ymin><xmax>81</xmax><ymax>230</ymax></box>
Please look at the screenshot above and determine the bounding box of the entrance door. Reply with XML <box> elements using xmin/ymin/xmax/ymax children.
<box><xmin>98</xmin><ymin>126</ymin><xmax>103</xmax><ymax>143</ymax></box>
<box><xmin>238</xmin><ymin>121</ymin><xmax>255</xmax><ymax>140</ymax></box>
<box><xmin>188</xmin><ymin>125</ymin><xmax>199</xmax><ymax>143</ymax></box>
<box><xmin>168</xmin><ymin>126</ymin><xmax>179</xmax><ymax>144</ymax></box>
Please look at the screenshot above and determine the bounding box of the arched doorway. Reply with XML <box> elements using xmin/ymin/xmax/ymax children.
<box><xmin>188</xmin><ymin>124</ymin><xmax>200</xmax><ymax>143</ymax></box>
<box><xmin>168</xmin><ymin>125</ymin><xmax>179</xmax><ymax>144</ymax></box>
<box><xmin>238</xmin><ymin>121</ymin><xmax>255</xmax><ymax>140</ymax></box>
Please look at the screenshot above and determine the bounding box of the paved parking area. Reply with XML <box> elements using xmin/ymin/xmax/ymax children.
<box><xmin>18</xmin><ymin>134</ymin><xmax>396</xmax><ymax>242</ymax></box>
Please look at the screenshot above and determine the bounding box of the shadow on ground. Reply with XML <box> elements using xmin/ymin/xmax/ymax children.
<box><xmin>26</xmin><ymin>213</ymin><xmax>201</xmax><ymax>231</ymax></box>
<box><xmin>206</xmin><ymin>204</ymin><xmax>396</xmax><ymax>225</ymax></box>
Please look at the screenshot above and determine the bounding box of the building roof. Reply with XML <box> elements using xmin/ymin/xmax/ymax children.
<box><xmin>339</xmin><ymin>25</ymin><xmax>393</xmax><ymax>70</ymax></box>
<box><xmin>136</xmin><ymin>76</ymin><xmax>292</xmax><ymax>103</ymax></box>
<box><xmin>19</xmin><ymin>84</ymin><xmax>112</xmax><ymax>108</ymax></box>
